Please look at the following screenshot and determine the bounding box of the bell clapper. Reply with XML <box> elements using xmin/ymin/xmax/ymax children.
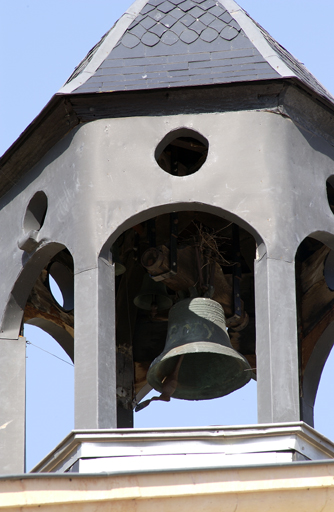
<box><xmin>135</xmin><ymin>355</ymin><xmax>184</xmax><ymax>412</ymax></box>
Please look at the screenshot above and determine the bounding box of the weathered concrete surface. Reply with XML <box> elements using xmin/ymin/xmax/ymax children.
<box><xmin>0</xmin><ymin>337</ymin><xmax>25</xmax><ymax>474</ymax></box>
<box><xmin>1</xmin><ymin>108</ymin><xmax>334</xmax><ymax>470</ymax></box>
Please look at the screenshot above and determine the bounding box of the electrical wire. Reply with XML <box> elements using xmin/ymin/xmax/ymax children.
<box><xmin>26</xmin><ymin>340</ymin><xmax>74</xmax><ymax>367</ymax></box>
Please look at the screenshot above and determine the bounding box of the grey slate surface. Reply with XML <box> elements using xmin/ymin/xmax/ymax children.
<box><xmin>62</xmin><ymin>0</ymin><xmax>333</xmax><ymax>105</ymax></box>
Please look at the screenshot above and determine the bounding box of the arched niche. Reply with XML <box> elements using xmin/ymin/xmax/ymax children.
<box><xmin>101</xmin><ymin>202</ymin><xmax>263</xmax><ymax>426</ymax></box>
<box><xmin>295</xmin><ymin>233</ymin><xmax>334</xmax><ymax>427</ymax></box>
<box><xmin>1</xmin><ymin>242</ymin><xmax>74</xmax><ymax>362</ymax></box>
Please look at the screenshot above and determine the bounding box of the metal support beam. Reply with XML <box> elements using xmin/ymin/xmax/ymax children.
<box><xmin>255</xmin><ymin>256</ymin><xmax>300</xmax><ymax>423</ymax></box>
<box><xmin>74</xmin><ymin>258</ymin><xmax>117</xmax><ymax>429</ymax></box>
<box><xmin>0</xmin><ymin>337</ymin><xmax>26</xmax><ymax>474</ymax></box>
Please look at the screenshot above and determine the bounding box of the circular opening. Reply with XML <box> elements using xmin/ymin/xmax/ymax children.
<box><xmin>23</xmin><ymin>191</ymin><xmax>48</xmax><ymax>232</ymax></box>
<box><xmin>155</xmin><ymin>129</ymin><xmax>208</xmax><ymax>176</ymax></box>
<box><xmin>47</xmin><ymin>262</ymin><xmax>74</xmax><ymax>311</ymax></box>
<box><xmin>326</xmin><ymin>177</ymin><xmax>334</xmax><ymax>214</ymax></box>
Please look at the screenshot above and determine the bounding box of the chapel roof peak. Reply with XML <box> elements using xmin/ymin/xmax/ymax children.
<box><xmin>57</xmin><ymin>0</ymin><xmax>334</xmax><ymax>105</ymax></box>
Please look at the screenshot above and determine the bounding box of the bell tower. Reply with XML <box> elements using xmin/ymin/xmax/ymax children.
<box><xmin>2</xmin><ymin>0</ymin><xmax>334</xmax><ymax>477</ymax></box>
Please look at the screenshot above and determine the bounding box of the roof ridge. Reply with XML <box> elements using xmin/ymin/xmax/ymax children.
<box><xmin>223</xmin><ymin>0</ymin><xmax>334</xmax><ymax>103</ymax></box>
<box><xmin>58</xmin><ymin>0</ymin><xmax>148</xmax><ymax>94</ymax></box>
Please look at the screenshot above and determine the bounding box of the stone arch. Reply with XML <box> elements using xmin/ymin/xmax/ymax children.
<box><xmin>100</xmin><ymin>201</ymin><xmax>265</xmax><ymax>258</ymax></box>
<box><xmin>295</xmin><ymin>230</ymin><xmax>334</xmax><ymax>426</ymax></box>
<box><xmin>99</xmin><ymin>201</ymin><xmax>265</xmax><ymax>421</ymax></box>
<box><xmin>0</xmin><ymin>241</ymin><xmax>74</xmax><ymax>361</ymax></box>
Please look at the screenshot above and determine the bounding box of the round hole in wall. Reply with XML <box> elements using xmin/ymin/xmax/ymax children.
<box><xmin>47</xmin><ymin>262</ymin><xmax>74</xmax><ymax>311</ymax></box>
<box><xmin>155</xmin><ymin>128</ymin><xmax>208</xmax><ymax>176</ymax></box>
<box><xmin>23</xmin><ymin>191</ymin><xmax>48</xmax><ymax>232</ymax></box>
<box><xmin>326</xmin><ymin>177</ymin><xmax>334</xmax><ymax>214</ymax></box>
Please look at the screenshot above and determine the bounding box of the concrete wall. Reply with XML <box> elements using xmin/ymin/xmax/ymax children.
<box><xmin>1</xmin><ymin>109</ymin><xmax>334</xmax><ymax>471</ymax></box>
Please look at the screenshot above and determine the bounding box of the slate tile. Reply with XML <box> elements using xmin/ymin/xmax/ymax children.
<box><xmin>187</xmin><ymin>53</ymin><xmax>211</xmax><ymax>62</ymax></box>
<box><xmin>185</xmin><ymin>66</ymin><xmax>218</xmax><ymax>75</ymax></box>
<box><xmin>141</xmin><ymin>32</ymin><xmax>161</xmax><ymax>46</ymax></box>
<box><xmin>145</xmin><ymin>39</ymin><xmax>184</xmax><ymax>56</ymax></box>
<box><xmin>145</xmin><ymin>71</ymin><xmax>169</xmax><ymax>78</ymax></box>
<box><xmin>170</xmin><ymin>20</ymin><xmax>187</xmax><ymax>35</ymax></box>
<box><xmin>150</xmin><ymin>56</ymin><xmax>170</xmax><ymax>65</ymax></box>
<box><xmin>140</xmin><ymin>3</ymin><xmax>155</xmax><ymax>14</ymax></box>
<box><xmin>252</xmin><ymin>62</ymin><xmax>277</xmax><ymax>71</ymax></box>
<box><xmin>188</xmin><ymin>6</ymin><xmax>205</xmax><ymax>18</ymax></box>
<box><xmin>98</xmin><ymin>66</ymin><xmax>126</xmax><ymax>75</ymax></box>
<box><xmin>208</xmin><ymin>5</ymin><xmax>225</xmax><ymax>16</ymax></box>
<box><xmin>149</xmin><ymin>23</ymin><xmax>168</xmax><ymax>36</ymax></box>
<box><xmin>189</xmin><ymin>59</ymin><xmax>213</xmax><ymax>69</ymax></box>
<box><xmin>122</xmin><ymin>33</ymin><xmax>141</xmax><ymax>49</ymax></box>
<box><xmin>168</xmin><ymin>0</ymin><xmax>183</xmax><ymax>3</ymax></box>
<box><xmin>129</xmin><ymin>24</ymin><xmax>147</xmax><ymax>39</ymax></box>
<box><xmin>128</xmin><ymin>14</ymin><xmax>145</xmax><ymax>29</ymax></box>
<box><xmin>161</xmin><ymin>30</ymin><xmax>179</xmax><ymax>45</ymax></box>
<box><xmin>179</xmin><ymin>13</ymin><xmax>196</xmax><ymax>26</ymax></box>
<box><xmin>146</xmin><ymin>61</ymin><xmax>187</xmax><ymax>71</ymax></box>
<box><xmin>150</xmin><ymin>8</ymin><xmax>165</xmax><ymax>21</ymax></box>
<box><xmin>159</xmin><ymin>1</ymin><xmax>175</xmax><ymax>13</ymax></box>
<box><xmin>220</xmin><ymin>26</ymin><xmax>239</xmax><ymax>41</ymax></box>
<box><xmin>200</xmin><ymin>26</ymin><xmax>218</xmax><ymax>42</ymax></box>
<box><xmin>114</xmin><ymin>56</ymin><xmax>144</xmax><ymax>66</ymax></box>
<box><xmin>141</xmin><ymin>16</ymin><xmax>157</xmax><ymax>29</ymax></box>
<box><xmin>84</xmin><ymin>74</ymin><xmax>108</xmax><ymax>83</ymax></box>
<box><xmin>100</xmin><ymin>74</ymin><xmax>127</xmax><ymax>83</ymax></box>
<box><xmin>161</xmin><ymin>13</ymin><xmax>178</xmax><ymax>27</ymax></box>
<box><xmin>99</xmin><ymin>58</ymin><xmax>125</xmax><ymax>68</ymax></box>
<box><xmin>178</xmin><ymin>0</ymin><xmax>195</xmax><ymax>12</ymax></box>
<box><xmin>180</xmin><ymin>28</ymin><xmax>199</xmax><ymax>43</ymax></box>
<box><xmin>209</xmin><ymin>18</ymin><xmax>226</xmax><ymax>32</ymax></box>
<box><xmin>167</xmin><ymin>62</ymin><xmax>189</xmax><ymax>71</ymax></box>
<box><xmin>199</xmin><ymin>12</ymin><xmax>215</xmax><ymax>25</ymax></box>
<box><xmin>128</xmin><ymin>19</ymin><xmax>141</xmax><ymax>30</ymax></box>
<box><xmin>230</xmin><ymin>33</ymin><xmax>254</xmax><ymax>49</ymax></box>
<box><xmin>229</xmin><ymin>20</ymin><xmax>241</xmax><ymax>31</ymax></box>
<box><xmin>148</xmin><ymin>0</ymin><xmax>165</xmax><ymax>6</ymax></box>
<box><xmin>189</xmin><ymin>19</ymin><xmax>206</xmax><ymax>34</ymax></box>
<box><xmin>167</xmin><ymin>53</ymin><xmax>191</xmax><ymax>62</ymax></box>
<box><xmin>219</xmin><ymin>11</ymin><xmax>233</xmax><ymax>24</ymax></box>
<box><xmin>169</xmin><ymin>7</ymin><xmax>184</xmax><ymax>20</ymax></box>
<box><xmin>167</xmin><ymin>68</ymin><xmax>192</xmax><ymax>76</ymax></box>
<box><xmin>200</xmin><ymin>0</ymin><xmax>217</xmax><ymax>10</ymax></box>
<box><xmin>164</xmin><ymin>75</ymin><xmax>190</xmax><ymax>81</ymax></box>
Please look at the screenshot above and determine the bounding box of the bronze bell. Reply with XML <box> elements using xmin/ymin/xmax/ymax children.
<box><xmin>134</xmin><ymin>273</ymin><xmax>173</xmax><ymax>311</ymax></box>
<box><xmin>147</xmin><ymin>297</ymin><xmax>251</xmax><ymax>400</ymax></box>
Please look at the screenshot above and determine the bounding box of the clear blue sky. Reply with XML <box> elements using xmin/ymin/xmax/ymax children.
<box><xmin>1</xmin><ymin>1</ymin><xmax>334</xmax><ymax>471</ymax></box>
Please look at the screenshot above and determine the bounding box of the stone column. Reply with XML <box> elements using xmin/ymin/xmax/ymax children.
<box><xmin>0</xmin><ymin>337</ymin><xmax>26</xmax><ymax>474</ymax></box>
<box><xmin>74</xmin><ymin>257</ymin><xmax>117</xmax><ymax>429</ymax></box>
<box><xmin>255</xmin><ymin>255</ymin><xmax>300</xmax><ymax>423</ymax></box>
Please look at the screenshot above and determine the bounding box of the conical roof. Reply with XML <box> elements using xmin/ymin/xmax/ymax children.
<box><xmin>59</xmin><ymin>0</ymin><xmax>333</xmax><ymax>105</ymax></box>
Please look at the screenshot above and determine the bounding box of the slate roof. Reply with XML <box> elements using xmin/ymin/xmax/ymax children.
<box><xmin>58</xmin><ymin>0</ymin><xmax>334</xmax><ymax>105</ymax></box>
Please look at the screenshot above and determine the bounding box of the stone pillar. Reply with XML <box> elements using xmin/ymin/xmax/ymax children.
<box><xmin>255</xmin><ymin>255</ymin><xmax>300</xmax><ymax>423</ymax></box>
<box><xmin>74</xmin><ymin>257</ymin><xmax>117</xmax><ymax>429</ymax></box>
<box><xmin>0</xmin><ymin>337</ymin><xmax>26</xmax><ymax>474</ymax></box>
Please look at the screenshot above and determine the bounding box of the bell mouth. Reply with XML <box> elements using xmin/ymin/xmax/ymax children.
<box><xmin>147</xmin><ymin>341</ymin><xmax>252</xmax><ymax>401</ymax></box>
